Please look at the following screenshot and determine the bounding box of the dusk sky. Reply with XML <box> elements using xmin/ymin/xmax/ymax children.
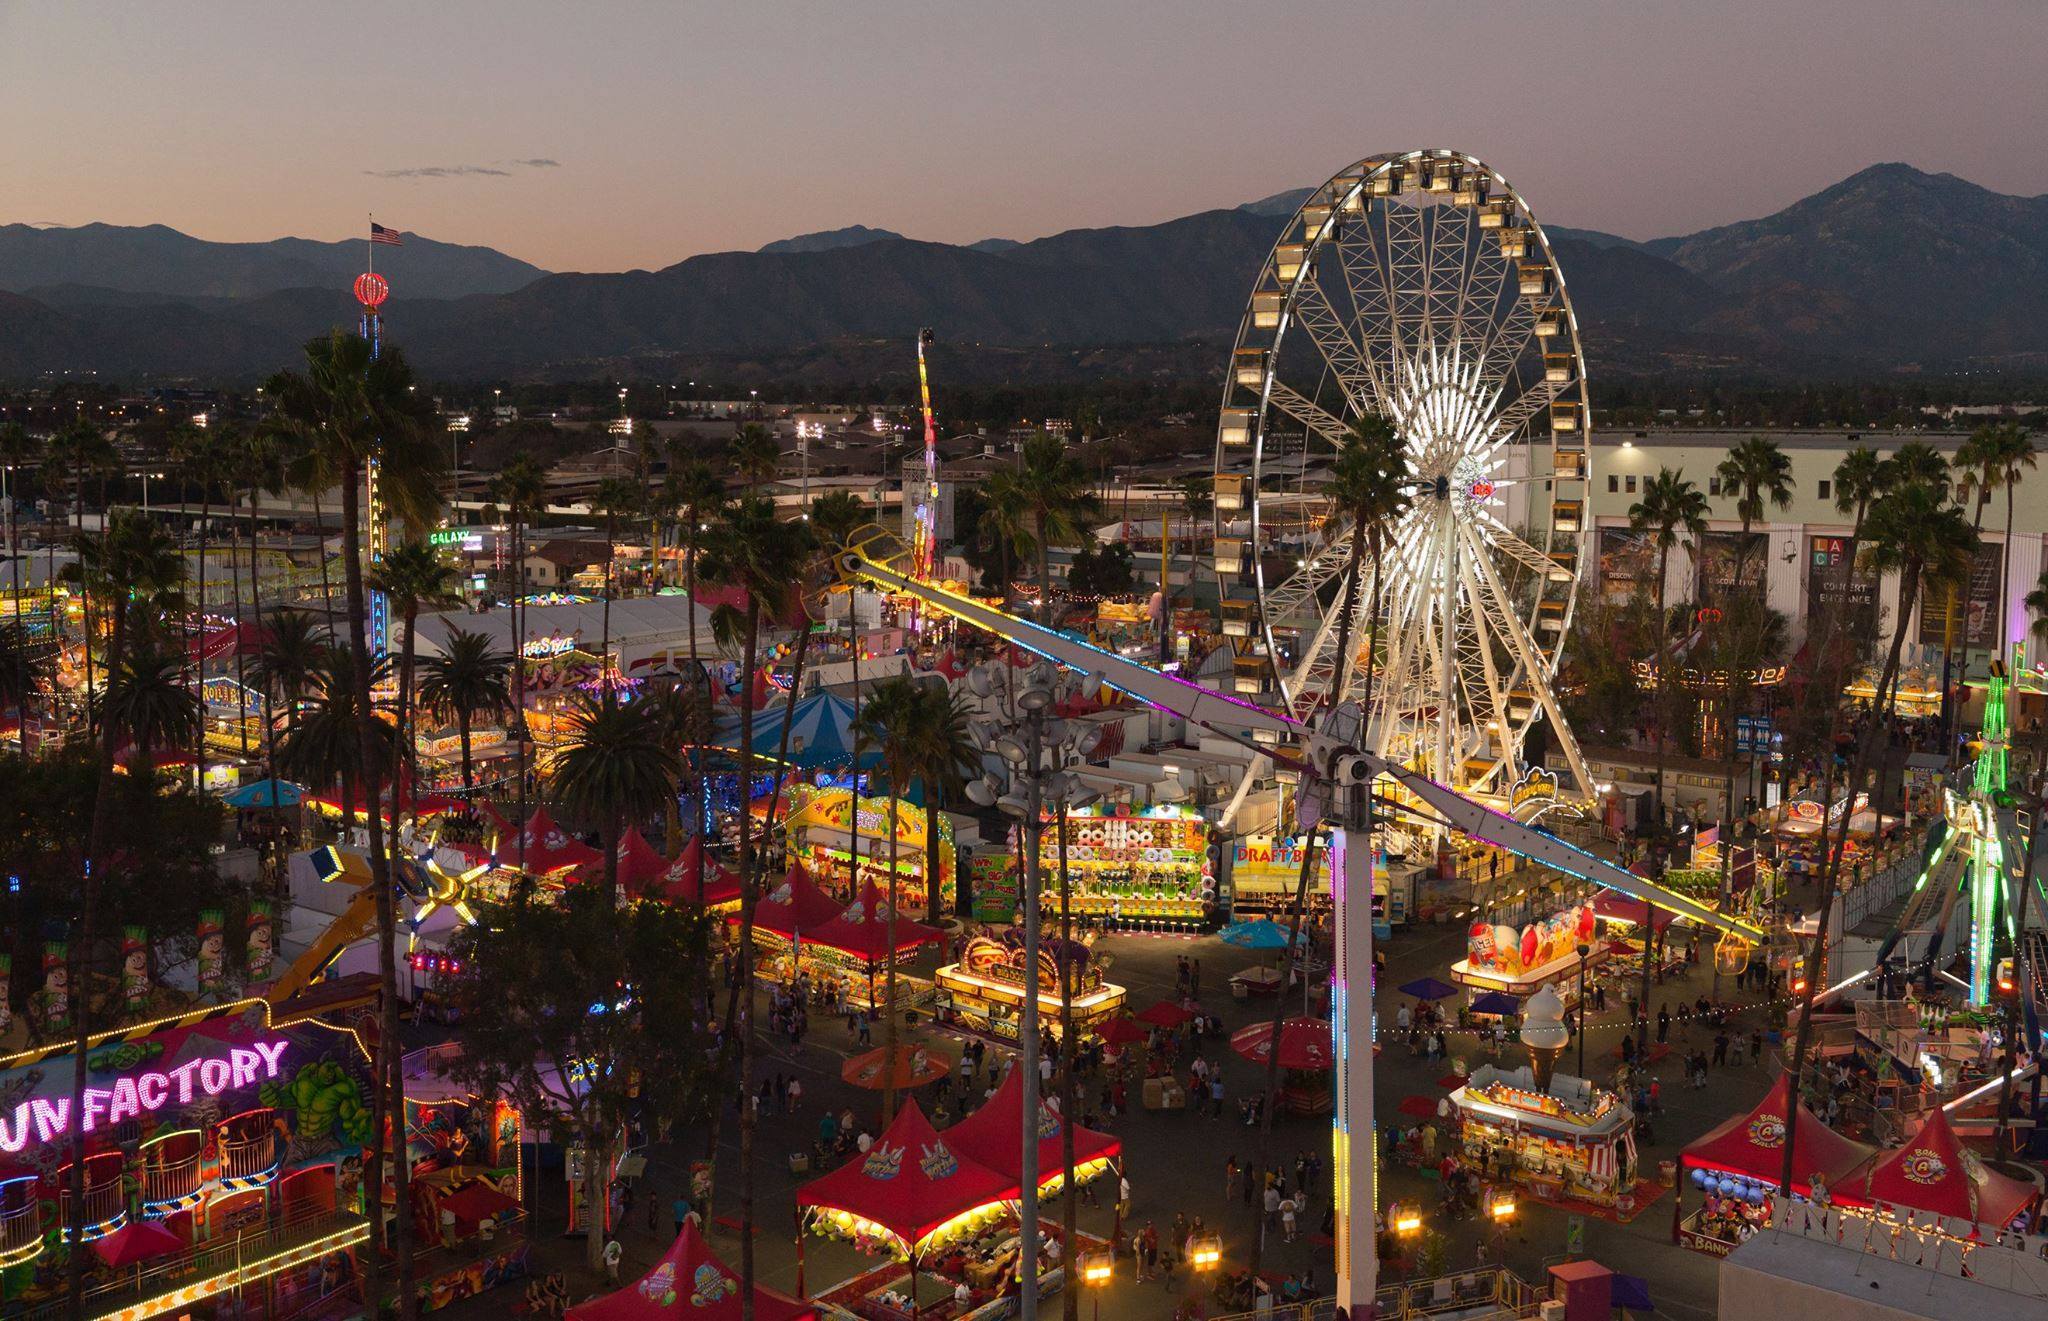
<box><xmin>6</xmin><ymin>0</ymin><xmax>2045</xmax><ymax>273</ymax></box>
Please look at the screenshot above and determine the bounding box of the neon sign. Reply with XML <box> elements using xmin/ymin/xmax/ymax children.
<box><xmin>523</xmin><ymin>633</ymin><xmax>579</xmax><ymax>659</ymax></box>
<box><xmin>0</xmin><ymin>1039</ymin><xmax>289</xmax><ymax>1153</ymax></box>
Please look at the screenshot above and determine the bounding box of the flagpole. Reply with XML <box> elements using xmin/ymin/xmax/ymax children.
<box><xmin>367</xmin><ymin>212</ymin><xmax>374</xmax><ymax>276</ymax></box>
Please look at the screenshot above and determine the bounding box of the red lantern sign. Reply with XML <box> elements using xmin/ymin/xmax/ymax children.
<box><xmin>1466</xmin><ymin>478</ymin><xmax>1496</xmax><ymax>501</ymax></box>
<box><xmin>353</xmin><ymin>272</ymin><xmax>389</xmax><ymax>309</ymax></box>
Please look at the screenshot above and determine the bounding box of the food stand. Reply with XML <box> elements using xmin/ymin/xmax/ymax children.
<box><xmin>1452</xmin><ymin>902</ymin><xmax>1600</xmax><ymax>1008</ymax></box>
<box><xmin>780</xmin><ymin>881</ymin><xmax>947</xmax><ymax>1012</ymax></box>
<box><xmin>1448</xmin><ymin>1064</ymin><xmax>1638</xmax><ymax>1209</ymax></box>
<box><xmin>944</xmin><ymin>1067</ymin><xmax>1121</xmax><ymax>1197</ymax></box>
<box><xmin>1039</xmin><ymin>803</ymin><xmax>1213</xmax><ymax>930</ymax></box>
<box><xmin>932</xmin><ymin>934</ymin><xmax>1128</xmax><ymax>1046</ymax></box>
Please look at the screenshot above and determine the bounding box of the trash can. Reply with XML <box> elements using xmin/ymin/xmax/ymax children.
<box><xmin>1658</xmin><ymin>1159</ymin><xmax>1676</xmax><ymax>1187</ymax></box>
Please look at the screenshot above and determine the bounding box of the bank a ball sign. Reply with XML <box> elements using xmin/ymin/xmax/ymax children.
<box><xmin>0</xmin><ymin>1038</ymin><xmax>291</xmax><ymax>1153</ymax></box>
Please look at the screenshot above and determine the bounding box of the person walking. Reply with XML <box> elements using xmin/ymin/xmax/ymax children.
<box><xmin>1225</xmin><ymin>1155</ymin><xmax>1240</xmax><ymax>1201</ymax></box>
<box><xmin>1209</xmin><ymin>1073</ymin><xmax>1225</xmax><ymax>1119</ymax></box>
<box><xmin>672</xmin><ymin>1194</ymin><xmax>691</xmax><ymax>1240</ymax></box>
<box><xmin>1281</xmin><ymin>1196</ymin><xmax>1299</xmax><ymax>1243</ymax></box>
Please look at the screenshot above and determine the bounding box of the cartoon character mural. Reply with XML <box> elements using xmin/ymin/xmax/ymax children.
<box><xmin>122</xmin><ymin>926</ymin><xmax>151</xmax><ymax>1010</ymax></box>
<box><xmin>1467</xmin><ymin>902</ymin><xmax>1596</xmax><ymax>978</ymax></box>
<box><xmin>34</xmin><ymin>941</ymin><xmax>67</xmax><ymax>1034</ymax></box>
<box><xmin>197</xmin><ymin>910</ymin><xmax>226</xmax><ymax>992</ymax></box>
<box><xmin>0</xmin><ymin>952</ymin><xmax>11</xmax><ymax>1036</ymax></box>
<box><xmin>245</xmin><ymin>901</ymin><xmax>275</xmax><ymax>980</ymax></box>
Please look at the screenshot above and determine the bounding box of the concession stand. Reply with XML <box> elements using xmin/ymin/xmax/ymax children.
<box><xmin>778</xmin><ymin>787</ymin><xmax>954</xmax><ymax>918</ymax></box>
<box><xmin>1857</xmin><ymin>1105</ymin><xmax>2036</xmax><ymax>1238</ymax></box>
<box><xmin>1040</xmin><ymin>803</ymin><xmax>1214</xmax><ymax>931</ymax></box>
<box><xmin>944</xmin><ymin>1068</ymin><xmax>1121</xmax><ymax>1198</ymax></box>
<box><xmin>1447</xmin><ymin>1063</ymin><xmax>1639</xmax><ymax>1209</ymax></box>
<box><xmin>932</xmin><ymin>934</ymin><xmax>1129</xmax><ymax>1046</ymax></box>
<box><xmin>791</xmin><ymin>881</ymin><xmax>948</xmax><ymax>1012</ymax></box>
<box><xmin>1675</xmin><ymin>1077</ymin><xmax>1874</xmax><ymax>1256</ymax></box>
<box><xmin>1452</xmin><ymin>901</ymin><xmax>1601</xmax><ymax>1006</ymax></box>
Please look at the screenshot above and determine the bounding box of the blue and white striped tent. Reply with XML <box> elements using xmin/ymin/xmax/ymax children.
<box><xmin>721</xmin><ymin>690</ymin><xmax>880</xmax><ymax>772</ymax></box>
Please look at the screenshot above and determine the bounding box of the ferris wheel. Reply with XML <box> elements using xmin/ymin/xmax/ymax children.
<box><xmin>1212</xmin><ymin>149</ymin><xmax>1596</xmax><ymax>814</ymax></box>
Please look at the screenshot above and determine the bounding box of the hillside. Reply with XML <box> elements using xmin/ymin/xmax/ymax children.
<box><xmin>3</xmin><ymin>165</ymin><xmax>2045</xmax><ymax>382</ymax></box>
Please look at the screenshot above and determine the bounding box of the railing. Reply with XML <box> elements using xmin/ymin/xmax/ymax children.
<box><xmin>1206</xmin><ymin>1269</ymin><xmax>1542</xmax><ymax>1321</ymax></box>
<box><xmin>15</xmin><ymin>1205</ymin><xmax>370</xmax><ymax>1321</ymax></box>
<box><xmin>220</xmin><ymin>1125</ymin><xmax>281</xmax><ymax>1187</ymax></box>
<box><xmin>141</xmin><ymin>1150</ymin><xmax>203</xmax><ymax>1211</ymax></box>
<box><xmin>0</xmin><ymin>1189</ymin><xmax>40</xmax><ymax>1262</ymax></box>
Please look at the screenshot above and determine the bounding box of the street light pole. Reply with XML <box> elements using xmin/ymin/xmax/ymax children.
<box><xmin>1576</xmin><ymin>942</ymin><xmax>1590</xmax><ymax>1078</ymax></box>
<box><xmin>1017</xmin><ymin>694</ymin><xmax>1047</xmax><ymax>1321</ymax></box>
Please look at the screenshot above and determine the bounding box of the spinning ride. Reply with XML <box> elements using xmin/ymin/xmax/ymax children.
<box><xmin>1213</xmin><ymin>150</ymin><xmax>1595</xmax><ymax>834</ymax></box>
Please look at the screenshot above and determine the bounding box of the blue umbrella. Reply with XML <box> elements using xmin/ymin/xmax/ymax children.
<box><xmin>1610</xmin><ymin>1275</ymin><xmax>1654</xmax><ymax>1313</ymax></box>
<box><xmin>1398</xmin><ymin>976</ymin><xmax>1459</xmax><ymax>1001</ymax></box>
<box><xmin>1219</xmin><ymin>919</ymin><xmax>1292</xmax><ymax>950</ymax></box>
<box><xmin>223</xmin><ymin>778</ymin><xmax>305</xmax><ymax>809</ymax></box>
<box><xmin>1468</xmin><ymin>990</ymin><xmax>1523</xmax><ymax>1017</ymax></box>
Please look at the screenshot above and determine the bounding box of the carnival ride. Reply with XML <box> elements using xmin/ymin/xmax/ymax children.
<box><xmin>1212</xmin><ymin>150</ymin><xmax>1595</xmax><ymax>841</ymax></box>
<box><xmin>908</xmin><ymin>327</ymin><xmax>941</xmax><ymax>633</ymax></box>
<box><xmin>836</xmin><ymin>505</ymin><xmax>1760</xmax><ymax>1312</ymax></box>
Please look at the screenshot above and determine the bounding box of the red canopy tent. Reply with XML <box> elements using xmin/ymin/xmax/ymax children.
<box><xmin>1682</xmin><ymin>1076</ymin><xmax>1874</xmax><ymax>1199</ymax></box>
<box><xmin>1860</xmin><ymin>1105</ymin><xmax>2035</xmax><ymax>1230</ymax></box>
<box><xmin>740</xmin><ymin>862</ymin><xmax>845</xmax><ymax>938</ymax></box>
<box><xmin>500</xmin><ymin>806</ymin><xmax>603</xmax><ymax>875</ymax></box>
<box><xmin>1592</xmin><ymin>894</ymin><xmax>1681</xmax><ymax>932</ymax></box>
<box><xmin>599</xmin><ymin>828</ymin><xmax>673</xmax><ymax>898</ymax></box>
<box><xmin>568</xmin><ymin>1221</ymin><xmax>812</xmax><ymax>1321</ymax></box>
<box><xmin>796</xmin><ymin>1100</ymin><xmax>1018</xmax><ymax>1254</ymax></box>
<box><xmin>1230</xmin><ymin>1017</ymin><xmax>1335</xmax><ymax>1071</ymax></box>
<box><xmin>436</xmin><ymin>1180</ymin><xmax>522</xmax><ymax>1237</ymax></box>
<box><xmin>944</xmin><ymin>1065</ymin><xmax>1121</xmax><ymax>1192</ymax></box>
<box><xmin>1094</xmin><ymin>1017</ymin><xmax>1147</xmax><ymax>1047</ymax></box>
<box><xmin>651</xmin><ymin>836</ymin><xmax>743</xmax><ymax>906</ymax></box>
<box><xmin>801</xmin><ymin>881</ymin><xmax>946</xmax><ymax>963</ymax></box>
<box><xmin>91</xmin><ymin>1219</ymin><xmax>183</xmax><ymax>1268</ymax></box>
<box><xmin>1133</xmin><ymin>1000</ymin><xmax>1193</xmax><ymax>1028</ymax></box>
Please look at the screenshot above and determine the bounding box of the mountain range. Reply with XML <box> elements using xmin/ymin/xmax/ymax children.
<box><xmin>2</xmin><ymin>164</ymin><xmax>2044</xmax><ymax>383</ymax></box>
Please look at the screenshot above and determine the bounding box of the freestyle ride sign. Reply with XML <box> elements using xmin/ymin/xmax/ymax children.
<box><xmin>0</xmin><ymin>1039</ymin><xmax>289</xmax><ymax>1153</ymax></box>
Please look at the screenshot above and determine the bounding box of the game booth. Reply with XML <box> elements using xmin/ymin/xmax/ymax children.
<box><xmin>797</xmin><ymin>1096</ymin><xmax>1113</xmax><ymax>1320</ymax></box>
<box><xmin>568</xmin><ymin>1222</ymin><xmax>813</xmax><ymax>1321</ymax></box>
<box><xmin>775</xmin><ymin>786</ymin><xmax>954</xmax><ymax>919</ymax></box>
<box><xmin>1446</xmin><ymin>1064</ymin><xmax>1641</xmax><ymax>1213</ymax></box>
<box><xmin>1674</xmin><ymin>1077</ymin><xmax>1876</xmax><ymax>1257</ymax></box>
<box><xmin>932</xmin><ymin>934</ymin><xmax>1129</xmax><ymax>1046</ymax></box>
<box><xmin>1453</xmin><ymin>901</ymin><xmax>1602</xmax><ymax>1010</ymax></box>
<box><xmin>1229</xmin><ymin>1017</ymin><xmax>1335</xmax><ymax>1115</ymax></box>
<box><xmin>1038</xmin><ymin>803</ymin><xmax>1214</xmax><ymax>932</ymax></box>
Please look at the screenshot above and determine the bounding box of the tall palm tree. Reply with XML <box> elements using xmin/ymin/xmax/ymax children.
<box><xmin>489</xmin><ymin>455</ymin><xmax>548</xmax><ymax>874</ymax></box>
<box><xmin>264</xmin><ymin>330</ymin><xmax>439</xmax><ymax>1321</ymax></box>
<box><xmin>1943</xmin><ymin>424</ymin><xmax>2031</xmax><ymax>738</ymax></box>
<box><xmin>906</xmin><ymin>683</ymin><xmax>979</xmax><ymax>919</ymax></box>
<box><xmin>975</xmin><ymin>468</ymin><xmax>1033</xmax><ymax>614</ymax></box>
<box><xmin>852</xmin><ymin>676</ymin><xmax>924</xmax><ymax>1124</ymax></box>
<box><xmin>370</xmin><ymin>542</ymin><xmax>461</xmax><ymax>815</ymax></box>
<box><xmin>235</xmin><ymin>428</ymin><xmax>289</xmax><ymax>781</ymax></box>
<box><xmin>550</xmin><ymin>692</ymin><xmax>681</xmax><ymax>905</ymax></box>
<box><xmin>1715</xmin><ymin>436</ymin><xmax>1793</xmax><ymax>598</ymax></box>
<box><xmin>99</xmin><ymin>640</ymin><xmax>202</xmax><ymax>774</ymax></box>
<box><xmin>0</xmin><ymin>424</ymin><xmax>39</xmax><ymax>727</ymax></box>
<box><xmin>664</xmin><ymin>460</ymin><xmax>726</xmax><ymax>831</ymax></box>
<box><xmin>251</xmin><ymin>609</ymin><xmax>327</xmax><ymax>744</ymax></box>
<box><xmin>46</xmin><ymin>420</ymin><xmax>119</xmax><ymax>727</ymax></box>
<box><xmin>276</xmin><ymin>648</ymin><xmax>399</xmax><ymax>817</ymax></box>
<box><xmin>1779</xmin><ymin>475</ymin><xmax>1977</xmax><ymax>1193</ymax></box>
<box><xmin>591</xmin><ymin>476</ymin><xmax>643</xmax><ymax>678</ymax></box>
<box><xmin>1013</xmin><ymin>433</ymin><xmax>1100</xmax><ymax>624</ymax></box>
<box><xmin>1974</xmin><ymin>425</ymin><xmax>2035</xmax><ymax>658</ymax></box>
<box><xmin>418</xmin><ymin>627</ymin><xmax>514</xmax><ymax>793</ymax></box>
<box><xmin>1627</xmin><ymin>468</ymin><xmax>1710</xmax><ymax>821</ymax></box>
<box><xmin>1167</xmin><ymin>476</ymin><xmax>1215</xmax><ymax>662</ymax></box>
<box><xmin>728</xmin><ymin>424</ymin><xmax>781</xmax><ymax>493</ymax></box>
<box><xmin>696</xmin><ymin>492</ymin><xmax>808</xmax><ymax>1307</ymax></box>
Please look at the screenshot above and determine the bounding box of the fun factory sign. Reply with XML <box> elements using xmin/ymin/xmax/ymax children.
<box><xmin>0</xmin><ymin>1039</ymin><xmax>290</xmax><ymax>1153</ymax></box>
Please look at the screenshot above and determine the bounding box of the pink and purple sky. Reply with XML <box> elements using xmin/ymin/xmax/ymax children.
<box><xmin>4</xmin><ymin>0</ymin><xmax>2044</xmax><ymax>273</ymax></box>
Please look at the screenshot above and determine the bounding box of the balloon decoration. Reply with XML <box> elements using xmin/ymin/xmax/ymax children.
<box><xmin>1466</xmin><ymin>902</ymin><xmax>1593</xmax><ymax>978</ymax></box>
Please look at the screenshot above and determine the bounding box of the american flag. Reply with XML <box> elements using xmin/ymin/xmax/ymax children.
<box><xmin>370</xmin><ymin>222</ymin><xmax>405</xmax><ymax>247</ymax></box>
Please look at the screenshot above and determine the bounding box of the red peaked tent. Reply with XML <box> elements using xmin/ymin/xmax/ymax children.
<box><xmin>653</xmin><ymin>836</ymin><xmax>742</xmax><ymax>906</ymax></box>
<box><xmin>802</xmin><ymin>880</ymin><xmax>946</xmax><ymax>963</ymax></box>
<box><xmin>739</xmin><ymin>861</ymin><xmax>845</xmax><ymax>938</ymax></box>
<box><xmin>1861</xmin><ymin>1105</ymin><xmax>2035</xmax><ymax>1229</ymax></box>
<box><xmin>1683</xmin><ymin>1075</ymin><xmax>1874</xmax><ymax>1199</ymax></box>
<box><xmin>567</xmin><ymin>1221</ymin><xmax>812</xmax><ymax>1321</ymax></box>
<box><xmin>601</xmin><ymin>828</ymin><xmax>673</xmax><ymax>897</ymax></box>
<box><xmin>502</xmin><ymin>806</ymin><xmax>603</xmax><ymax>875</ymax></box>
<box><xmin>944</xmin><ymin>1065</ymin><xmax>1121</xmax><ymax>1192</ymax></box>
<box><xmin>796</xmin><ymin>1099</ymin><xmax>1017</xmax><ymax>1251</ymax></box>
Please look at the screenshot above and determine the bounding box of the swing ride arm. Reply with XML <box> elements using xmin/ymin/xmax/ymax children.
<box><xmin>841</xmin><ymin>528</ymin><xmax>1762</xmax><ymax>939</ymax></box>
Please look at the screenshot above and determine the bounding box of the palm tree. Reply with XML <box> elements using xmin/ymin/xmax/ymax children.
<box><xmin>276</xmin><ymin>648</ymin><xmax>399</xmax><ymax>817</ymax></box>
<box><xmin>664</xmin><ymin>459</ymin><xmax>726</xmax><ymax>830</ymax></box>
<box><xmin>695</xmin><ymin>492</ymin><xmax>808</xmax><ymax>1305</ymax></box>
<box><xmin>1779</xmin><ymin>475</ymin><xmax>1976</xmax><ymax>1194</ymax></box>
<box><xmin>1013</xmin><ymin>433</ymin><xmax>1100</xmax><ymax>624</ymax></box>
<box><xmin>0</xmin><ymin>424</ymin><xmax>39</xmax><ymax>726</ymax></box>
<box><xmin>906</xmin><ymin>683</ymin><xmax>980</xmax><ymax>919</ymax></box>
<box><xmin>418</xmin><ymin>627</ymin><xmax>514</xmax><ymax>793</ymax></box>
<box><xmin>975</xmin><ymin>469</ymin><xmax>1033</xmax><ymax>613</ymax></box>
<box><xmin>1714</xmin><ymin>436</ymin><xmax>1793</xmax><ymax>598</ymax></box>
<box><xmin>264</xmin><ymin>331</ymin><xmax>439</xmax><ymax>1321</ymax></box>
<box><xmin>99</xmin><ymin>640</ymin><xmax>202</xmax><ymax>773</ymax></box>
<box><xmin>1942</xmin><ymin>424</ymin><xmax>2031</xmax><ymax>739</ymax></box>
<box><xmin>1627</xmin><ymin>468</ymin><xmax>1710</xmax><ymax>822</ymax></box>
<box><xmin>370</xmin><ymin>542</ymin><xmax>461</xmax><ymax>816</ymax></box>
<box><xmin>550</xmin><ymin>691</ymin><xmax>681</xmax><ymax>908</ymax></box>
<box><xmin>489</xmin><ymin>455</ymin><xmax>548</xmax><ymax>873</ymax></box>
<box><xmin>591</xmin><ymin>476</ymin><xmax>643</xmax><ymax>677</ymax></box>
<box><xmin>852</xmin><ymin>676</ymin><xmax>924</xmax><ymax>1124</ymax></box>
<box><xmin>1974</xmin><ymin>425</ymin><xmax>2035</xmax><ymax>658</ymax></box>
<box><xmin>251</xmin><ymin>609</ymin><xmax>327</xmax><ymax>744</ymax></box>
<box><xmin>1167</xmin><ymin>476</ymin><xmax>1215</xmax><ymax>662</ymax></box>
<box><xmin>235</xmin><ymin>428</ymin><xmax>289</xmax><ymax>781</ymax></box>
<box><xmin>46</xmin><ymin>420</ymin><xmax>119</xmax><ymax>723</ymax></box>
<box><xmin>728</xmin><ymin>424</ymin><xmax>781</xmax><ymax>493</ymax></box>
